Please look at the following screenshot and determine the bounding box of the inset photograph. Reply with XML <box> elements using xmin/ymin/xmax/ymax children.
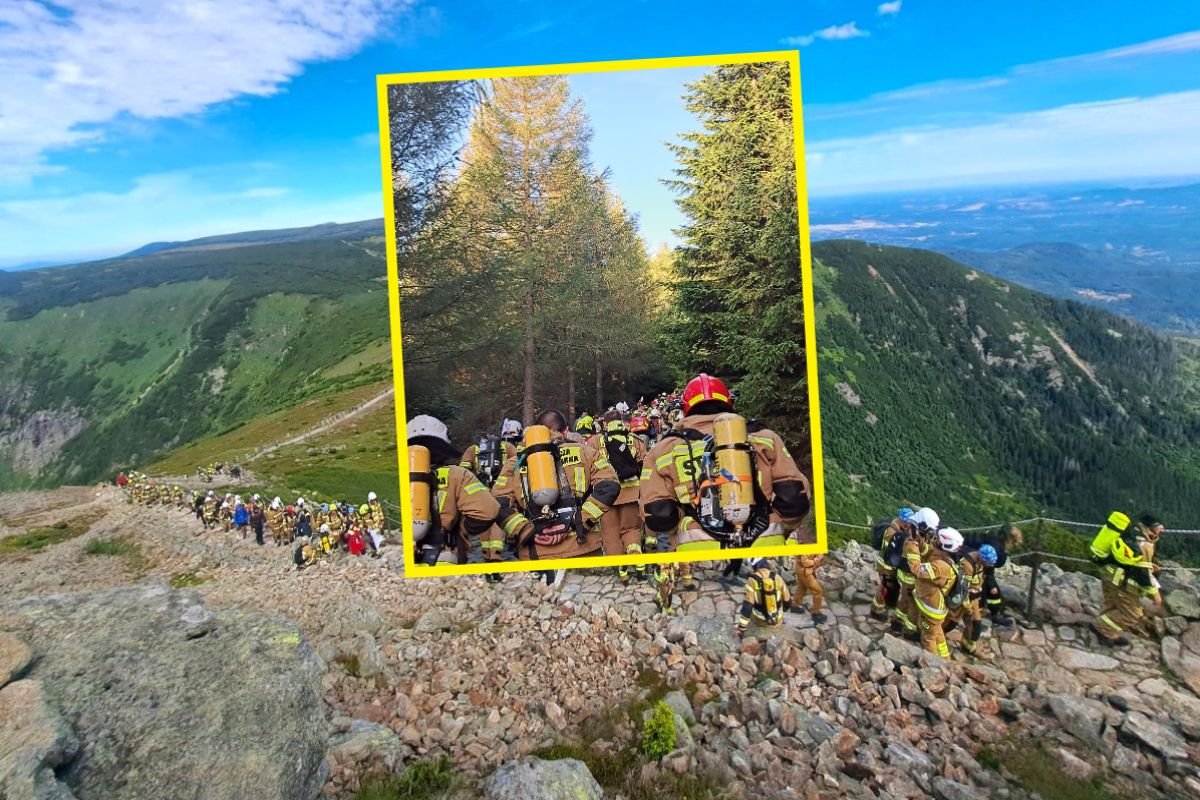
<box><xmin>377</xmin><ymin>52</ymin><xmax>825</xmax><ymax>580</ymax></box>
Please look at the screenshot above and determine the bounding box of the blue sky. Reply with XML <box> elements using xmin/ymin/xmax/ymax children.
<box><xmin>1</xmin><ymin>0</ymin><xmax>1199</xmax><ymax>267</ymax></box>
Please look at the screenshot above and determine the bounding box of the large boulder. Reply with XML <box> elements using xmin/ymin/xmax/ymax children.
<box><xmin>1162</xmin><ymin>636</ymin><xmax>1200</xmax><ymax>696</ymax></box>
<box><xmin>1047</xmin><ymin>694</ymin><xmax>1107</xmax><ymax>748</ymax></box>
<box><xmin>0</xmin><ymin>632</ymin><xmax>31</xmax><ymax>689</ymax></box>
<box><xmin>0</xmin><ymin>679</ymin><xmax>80</xmax><ymax>800</ymax></box>
<box><xmin>480</xmin><ymin>757</ymin><xmax>602</xmax><ymax>800</ymax></box>
<box><xmin>0</xmin><ymin>584</ymin><xmax>329</xmax><ymax>800</ymax></box>
<box><xmin>1165</xmin><ymin>587</ymin><xmax>1200</xmax><ymax>621</ymax></box>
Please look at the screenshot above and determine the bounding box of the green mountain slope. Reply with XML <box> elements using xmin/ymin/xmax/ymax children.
<box><xmin>814</xmin><ymin>240</ymin><xmax>1200</xmax><ymax>557</ymax></box>
<box><xmin>0</xmin><ymin>230</ymin><xmax>391</xmax><ymax>489</ymax></box>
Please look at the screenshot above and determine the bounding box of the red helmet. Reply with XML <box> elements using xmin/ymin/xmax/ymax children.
<box><xmin>681</xmin><ymin>373</ymin><xmax>732</xmax><ymax>412</ymax></box>
<box><xmin>286</xmin><ymin>505</ymin><xmax>295</xmax><ymax>515</ymax></box>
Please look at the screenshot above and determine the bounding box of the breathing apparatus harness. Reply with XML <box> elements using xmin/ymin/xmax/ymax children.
<box><xmin>474</xmin><ymin>434</ymin><xmax>505</xmax><ymax>489</ymax></box>
<box><xmin>661</xmin><ymin>422</ymin><xmax>771</xmax><ymax>549</ymax></box>
<box><xmin>512</xmin><ymin>439</ymin><xmax>589</xmax><ymax>560</ymax></box>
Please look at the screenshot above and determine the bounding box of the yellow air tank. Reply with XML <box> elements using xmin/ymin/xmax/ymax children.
<box><xmin>523</xmin><ymin>425</ymin><xmax>559</xmax><ymax>508</ymax></box>
<box><xmin>409</xmin><ymin>445</ymin><xmax>433</xmax><ymax>542</ymax></box>
<box><xmin>713</xmin><ymin>413</ymin><xmax>753</xmax><ymax>526</ymax></box>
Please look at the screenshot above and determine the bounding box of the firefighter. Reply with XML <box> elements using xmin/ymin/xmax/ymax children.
<box><xmin>736</xmin><ymin>557</ymin><xmax>793</xmax><ymax>638</ymax></box>
<box><xmin>944</xmin><ymin>544</ymin><xmax>997</xmax><ymax>656</ymax></box>
<box><xmin>407</xmin><ymin>415</ymin><xmax>503</xmax><ymax>577</ymax></box>
<box><xmin>792</xmin><ymin>551</ymin><xmax>827</xmax><ymax>623</ymax></box>
<box><xmin>912</xmin><ymin>526</ymin><xmax>964</xmax><ymax>659</ymax></box>
<box><xmin>1091</xmin><ymin>513</ymin><xmax>1164</xmax><ymax>646</ymax></box>
<box><xmin>893</xmin><ymin>507</ymin><xmax>940</xmax><ymax>640</ymax></box>
<box><xmin>871</xmin><ymin>508</ymin><xmax>917</xmax><ymax>620</ymax></box>
<box><xmin>640</xmin><ymin>374</ymin><xmax>812</xmax><ymax>614</ymax></box>
<box><xmin>491</xmin><ymin>409</ymin><xmax>620</xmax><ymax>583</ymax></box>
<box><xmin>201</xmin><ymin>491</ymin><xmax>219</xmax><ymax>529</ymax></box>
<box><xmin>293</xmin><ymin>498</ymin><xmax>314</xmax><ymax>541</ymax></box>
<box><xmin>587</xmin><ymin>412</ymin><xmax>649</xmax><ymax>584</ymax></box>
<box><xmin>964</xmin><ymin>522</ymin><xmax>1024</xmax><ymax>627</ymax></box>
<box><xmin>500</xmin><ymin>418</ymin><xmax>523</xmax><ymax>447</ymax></box>
<box><xmin>574</xmin><ymin>410</ymin><xmax>596</xmax><ymax>437</ymax></box>
<box><xmin>461</xmin><ymin>434</ymin><xmax>518</xmax><ymax>489</ymax></box>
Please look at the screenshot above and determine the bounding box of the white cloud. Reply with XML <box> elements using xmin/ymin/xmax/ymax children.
<box><xmin>0</xmin><ymin>168</ymin><xmax>382</xmax><ymax>266</ymax></box>
<box><xmin>0</xmin><ymin>0</ymin><xmax>408</xmax><ymax>184</ymax></box>
<box><xmin>805</xmin><ymin>90</ymin><xmax>1200</xmax><ymax>195</ymax></box>
<box><xmin>782</xmin><ymin>22</ymin><xmax>869</xmax><ymax>47</ymax></box>
<box><xmin>1023</xmin><ymin>30</ymin><xmax>1200</xmax><ymax>72</ymax></box>
<box><xmin>877</xmin><ymin>1</ymin><xmax>902</xmax><ymax>16</ymax></box>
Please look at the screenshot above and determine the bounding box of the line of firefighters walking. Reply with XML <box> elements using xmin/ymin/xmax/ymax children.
<box><xmin>116</xmin><ymin>470</ymin><xmax>389</xmax><ymax>565</ymax></box>
<box><xmin>408</xmin><ymin>373</ymin><xmax>815</xmax><ymax>617</ymax></box>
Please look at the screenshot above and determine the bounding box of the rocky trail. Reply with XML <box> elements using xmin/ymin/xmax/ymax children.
<box><xmin>2</xmin><ymin>486</ymin><xmax>1200</xmax><ymax>800</ymax></box>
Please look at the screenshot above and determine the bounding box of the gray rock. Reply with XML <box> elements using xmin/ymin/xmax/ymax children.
<box><xmin>1165</xmin><ymin>587</ymin><xmax>1200</xmax><ymax>620</ymax></box>
<box><xmin>481</xmin><ymin>757</ymin><xmax>602</xmax><ymax>800</ymax></box>
<box><xmin>0</xmin><ymin>679</ymin><xmax>80</xmax><ymax>800</ymax></box>
<box><xmin>932</xmin><ymin>776</ymin><xmax>985</xmax><ymax>800</ymax></box>
<box><xmin>1054</xmin><ymin>647</ymin><xmax>1118</xmax><ymax>671</ymax></box>
<box><xmin>1047</xmin><ymin>694</ymin><xmax>1107</xmax><ymax>749</ymax></box>
<box><xmin>661</xmin><ymin>690</ymin><xmax>695</xmax><ymax>725</ymax></box>
<box><xmin>881</xmin><ymin>633</ymin><xmax>927</xmax><ymax>667</ymax></box>
<box><xmin>868</xmin><ymin>651</ymin><xmax>895</xmax><ymax>681</ymax></box>
<box><xmin>413</xmin><ymin>609</ymin><xmax>456</xmax><ymax>634</ymax></box>
<box><xmin>885</xmin><ymin>741</ymin><xmax>934</xmax><ymax>778</ymax></box>
<box><xmin>351</xmin><ymin>631</ymin><xmax>391</xmax><ymax>683</ymax></box>
<box><xmin>1121</xmin><ymin>711</ymin><xmax>1189</xmax><ymax>760</ymax></box>
<box><xmin>796</xmin><ymin>711</ymin><xmax>840</xmax><ymax>746</ymax></box>
<box><xmin>1055</xmin><ymin>748</ymin><xmax>1096</xmax><ymax>782</ymax></box>
<box><xmin>327</xmin><ymin>720</ymin><xmax>404</xmax><ymax>773</ymax></box>
<box><xmin>0</xmin><ymin>585</ymin><xmax>328</xmax><ymax>800</ymax></box>
<box><xmin>832</xmin><ymin>623</ymin><xmax>872</xmax><ymax>653</ymax></box>
<box><xmin>1162</xmin><ymin>636</ymin><xmax>1200</xmax><ymax>695</ymax></box>
<box><xmin>677</xmin><ymin>613</ymin><xmax>740</xmax><ymax>656</ymax></box>
<box><xmin>0</xmin><ymin>633</ymin><xmax>32</xmax><ymax>689</ymax></box>
<box><xmin>323</xmin><ymin>597</ymin><xmax>386</xmax><ymax>639</ymax></box>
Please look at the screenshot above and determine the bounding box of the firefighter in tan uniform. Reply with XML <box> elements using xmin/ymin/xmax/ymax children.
<box><xmin>871</xmin><ymin>509</ymin><xmax>917</xmax><ymax>619</ymax></box>
<box><xmin>586</xmin><ymin>412</ymin><xmax>649</xmax><ymax>584</ymax></box>
<box><xmin>1091</xmin><ymin>513</ymin><xmax>1164</xmax><ymax>645</ymax></box>
<box><xmin>892</xmin><ymin>507</ymin><xmax>939</xmax><ymax>639</ymax></box>
<box><xmin>944</xmin><ymin>544</ymin><xmax>996</xmax><ymax>656</ymax></box>
<box><xmin>460</xmin><ymin>429</ymin><xmax>519</xmax><ymax>567</ymax></box>
<box><xmin>491</xmin><ymin>409</ymin><xmax>620</xmax><ymax>584</ymax></box>
<box><xmin>640</xmin><ymin>374</ymin><xmax>812</xmax><ymax>615</ymax></box>
<box><xmin>911</xmin><ymin>527</ymin><xmax>964</xmax><ymax>660</ymax></box>
<box><xmin>408</xmin><ymin>415</ymin><xmax>503</xmax><ymax>574</ymax></box>
<box><xmin>793</xmin><ymin>552</ymin><xmax>827</xmax><ymax>623</ymax></box>
<box><xmin>201</xmin><ymin>491</ymin><xmax>220</xmax><ymax>529</ymax></box>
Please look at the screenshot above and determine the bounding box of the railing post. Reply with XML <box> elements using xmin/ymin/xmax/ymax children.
<box><xmin>1025</xmin><ymin>551</ymin><xmax>1041</xmax><ymax>620</ymax></box>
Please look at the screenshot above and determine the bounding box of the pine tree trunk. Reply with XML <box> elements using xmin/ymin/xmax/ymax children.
<box><xmin>523</xmin><ymin>286</ymin><xmax>535</xmax><ymax>426</ymax></box>
<box><xmin>567</xmin><ymin>364</ymin><xmax>576</xmax><ymax>421</ymax></box>
<box><xmin>594</xmin><ymin>349</ymin><xmax>603</xmax><ymax>410</ymax></box>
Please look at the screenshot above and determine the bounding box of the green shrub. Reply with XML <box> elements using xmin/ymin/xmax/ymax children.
<box><xmin>641</xmin><ymin>701</ymin><xmax>677</xmax><ymax>762</ymax></box>
<box><xmin>170</xmin><ymin>571</ymin><xmax>208</xmax><ymax>588</ymax></box>
<box><xmin>0</xmin><ymin>517</ymin><xmax>91</xmax><ymax>553</ymax></box>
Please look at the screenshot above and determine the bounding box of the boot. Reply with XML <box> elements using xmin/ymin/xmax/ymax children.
<box><xmin>870</xmin><ymin>607</ymin><xmax>889</xmax><ymax>621</ymax></box>
<box><xmin>990</xmin><ymin>611</ymin><xmax>1014</xmax><ymax>627</ymax></box>
<box><xmin>811</xmin><ymin>612</ymin><xmax>828</xmax><ymax>624</ymax></box>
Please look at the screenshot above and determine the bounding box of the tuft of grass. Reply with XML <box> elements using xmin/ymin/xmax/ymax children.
<box><xmin>0</xmin><ymin>517</ymin><xmax>91</xmax><ymax>553</ymax></box>
<box><xmin>355</xmin><ymin>756</ymin><xmax>457</xmax><ymax>800</ymax></box>
<box><xmin>84</xmin><ymin>536</ymin><xmax>140</xmax><ymax>557</ymax></box>
<box><xmin>986</xmin><ymin>739</ymin><xmax>1119</xmax><ymax>800</ymax></box>
<box><xmin>170</xmin><ymin>571</ymin><xmax>208</xmax><ymax>588</ymax></box>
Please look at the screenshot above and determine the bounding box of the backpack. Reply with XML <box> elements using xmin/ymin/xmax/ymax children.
<box><xmin>476</xmin><ymin>436</ymin><xmax>505</xmax><ymax>487</ymax></box>
<box><xmin>945</xmin><ymin>558</ymin><xmax>970</xmax><ymax>609</ymax></box>
<box><xmin>883</xmin><ymin>529</ymin><xmax>910</xmax><ymax>569</ymax></box>
<box><xmin>603</xmin><ymin>432</ymin><xmax>641</xmax><ymax>482</ymax></box>
<box><xmin>749</xmin><ymin>571</ymin><xmax>783</xmax><ymax>625</ymax></box>
<box><xmin>871</xmin><ymin>520</ymin><xmax>892</xmax><ymax>551</ymax></box>
<box><xmin>293</xmin><ymin>541</ymin><xmax>316</xmax><ymax>568</ymax></box>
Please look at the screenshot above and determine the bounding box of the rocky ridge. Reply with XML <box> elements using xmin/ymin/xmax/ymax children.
<box><xmin>1</xmin><ymin>487</ymin><xmax>1199</xmax><ymax>799</ymax></box>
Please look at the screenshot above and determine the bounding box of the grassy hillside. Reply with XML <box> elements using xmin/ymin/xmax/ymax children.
<box><xmin>813</xmin><ymin>240</ymin><xmax>1200</xmax><ymax>560</ymax></box>
<box><xmin>0</xmin><ymin>229</ymin><xmax>391</xmax><ymax>489</ymax></box>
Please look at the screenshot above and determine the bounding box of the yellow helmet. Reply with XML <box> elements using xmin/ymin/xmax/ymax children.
<box><xmin>358</xmin><ymin>504</ymin><xmax>369</xmax><ymax>515</ymax></box>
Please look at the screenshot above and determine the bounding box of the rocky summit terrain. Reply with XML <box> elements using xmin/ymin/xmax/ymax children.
<box><xmin>2</xmin><ymin>487</ymin><xmax>1200</xmax><ymax>800</ymax></box>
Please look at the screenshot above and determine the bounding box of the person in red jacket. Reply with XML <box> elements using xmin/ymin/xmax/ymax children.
<box><xmin>116</xmin><ymin>472</ymin><xmax>128</xmax><ymax>487</ymax></box>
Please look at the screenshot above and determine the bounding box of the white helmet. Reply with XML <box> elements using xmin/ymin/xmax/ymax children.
<box><xmin>407</xmin><ymin>414</ymin><xmax>450</xmax><ymax>444</ymax></box>
<box><xmin>501</xmin><ymin>418</ymin><xmax>522</xmax><ymax>438</ymax></box>
<box><xmin>207</xmin><ymin>490</ymin><xmax>214</xmax><ymax>498</ymax></box>
<box><xmin>320</xmin><ymin>523</ymin><xmax>330</xmax><ymax>533</ymax></box>
<box><xmin>367</xmin><ymin>491</ymin><xmax>378</xmax><ymax>502</ymax></box>
<box><xmin>221</xmin><ymin>501</ymin><xmax>229</xmax><ymax>509</ymax></box>
<box><xmin>912</xmin><ymin>507</ymin><xmax>940</xmax><ymax>533</ymax></box>
<box><xmin>270</xmin><ymin>498</ymin><xmax>281</xmax><ymax>510</ymax></box>
<box><xmin>297</xmin><ymin>497</ymin><xmax>306</xmax><ymax>506</ymax></box>
<box><xmin>937</xmin><ymin>526</ymin><xmax>964</xmax><ymax>553</ymax></box>
<box><xmin>253</xmin><ymin>494</ymin><xmax>260</xmax><ymax>501</ymax></box>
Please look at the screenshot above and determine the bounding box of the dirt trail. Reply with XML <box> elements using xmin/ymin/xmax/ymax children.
<box><xmin>246</xmin><ymin>385</ymin><xmax>395</xmax><ymax>463</ymax></box>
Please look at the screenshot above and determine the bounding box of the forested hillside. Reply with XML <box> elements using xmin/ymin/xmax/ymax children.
<box><xmin>812</xmin><ymin>240</ymin><xmax>1200</xmax><ymax>557</ymax></box>
<box><xmin>0</xmin><ymin>235</ymin><xmax>391</xmax><ymax>488</ymax></box>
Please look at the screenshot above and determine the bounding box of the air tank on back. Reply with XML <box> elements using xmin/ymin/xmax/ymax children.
<box><xmin>712</xmin><ymin>413</ymin><xmax>752</xmax><ymax>526</ymax></box>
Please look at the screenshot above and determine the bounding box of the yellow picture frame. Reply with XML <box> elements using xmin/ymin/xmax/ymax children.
<box><xmin>375</xmin><ymin>50</ymin><xmax>826</xmax><ymax>577</ymax></box>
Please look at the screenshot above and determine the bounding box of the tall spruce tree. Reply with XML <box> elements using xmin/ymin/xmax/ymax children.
<box><xmin>666</xmin><ymin>61</ymin><xmax>810</xmax><ymax>459</ymax></box>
